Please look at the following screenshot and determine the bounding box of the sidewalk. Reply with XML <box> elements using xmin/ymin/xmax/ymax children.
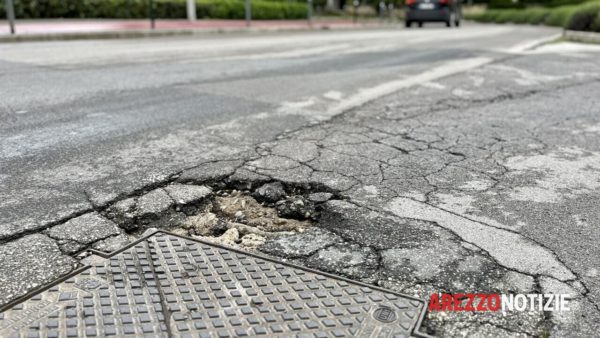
<box><xmin>0</xmin><ymin>18</ymin><xmax>391</xmax><ymax>42</ymax></box>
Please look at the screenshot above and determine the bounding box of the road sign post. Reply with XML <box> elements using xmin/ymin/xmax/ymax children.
<box><xmin>148</xmin><ymin>0</ymin><xmax>156</xmax><ymax>29</ymax></box>
<box><xmin>307</xmin><ymin>0</ymin><xmax>313</xmax><ymax>26</ymax></box>
<box><xmin>186</xmin><ymin>0</ymin><xmax>196</xmax><ymax>21</ymax></box>
<box><xmin>353</xmin><ymin>0</ymin><xmax>359</xmax><ymax>24</ymax></box>
<box><xmin>245</xmin><ymin>0</ymin><xmax>252</xmax><ymax>27</ymax></box>
<box><xmin>4</xmin><ymin>0</ymin><xmax>16</xmax><ymax>34</ymax></box>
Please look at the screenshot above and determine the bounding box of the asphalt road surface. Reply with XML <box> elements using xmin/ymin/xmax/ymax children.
<box><xmin>2</xmin><ymin>23</ymin><xmax>600</xmax><ymax>337</ymax></box>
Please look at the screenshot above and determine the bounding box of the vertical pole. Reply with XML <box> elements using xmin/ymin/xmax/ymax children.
<box><xmin>353</xmin><ymin>0</ymin><xmax>359</xmax><ymax>24</ymax></box>
<box><xmin>307</xmin><ymin>0</ymin><xmax>313</xmax><ymax>27</ymax></box>
<box><xmin>245</xmin><ymin>0</ymin><xmax>251</xmax><ymax>27</ymax></box>
<box><xmin>4</xmin><ymin>0</ymin><xmax>15</xmax><ymax>35</ymax></box>
<box><xmin>186</xmin><ymin>0</ymin><xmax>196</xmax><ymax>21</ymax></box>
<box><xmin>148</xmin><ymin>0</ymin><xmax>155</xmax><ymax>29</ymax></box>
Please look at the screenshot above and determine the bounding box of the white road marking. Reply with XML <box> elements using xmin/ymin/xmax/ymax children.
<box><xmin>386</xmin><ymin>197</ymin><xmax>575</xmax><ymax>281</ymax></box>
<box><xmin>324</xmin><ymin>57</ymin><xmax>492</xmax><ymax>118</ymax></box>
<box><xmin>505</xmin><ymin>33</ymin><xmax>562</xmax><ymax>53</ymax></box>
<box><xmin>323</xmin><ymin>91</ymin><xmax>344</xmax><ymax>101</ymax></box>
<box><xmin>420</xmin><ymin>82</ymin><xmax>446</xmax><ymax>90</ymax></box>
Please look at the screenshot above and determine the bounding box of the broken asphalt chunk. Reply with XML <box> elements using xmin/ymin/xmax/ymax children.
<box><xmin>135</xmin><ymin>188</ymin><xmax>174</xmax><ymax>220</ymax></box>
<box><xmin>308</xmin><ymin>192</ymin><xmax>334</xmax><ymax>203</ymax></box>
<box><xmin>164</xmin><ymin>184</ymin><xmax>212</xmax><ymax>206</ymax></box>
<box><xmin>260</xmin><ymin>227</ymin><xmax>342</xmax><ymax>258</ymax></box>
<box><xmin>275</xmin><ymin>195</ymin><xmax>315</xmax><ymax>220</ymax></box>
<box><xmin>45</xmin><ymin>212</ymin><xmax>122</xmax><ymax>254</ymax></box>
<box><xmin>177</xmin><ymin>160</ymin><xmax>243</xmax><ymax>184</ymax></box>
<box><xmin>91</xmin><ymin>234</ymin><xmax>131</xmax><ymax>253</ymax></box>
<box><xmin>252</xmin><ymin>182</ymin><xmax>286</xmax><ymax>203</ymax></box>
<box><xmin>0</xmin><ymin>234</ymin><xmax>76</xmax><ymax>306</ymax></box>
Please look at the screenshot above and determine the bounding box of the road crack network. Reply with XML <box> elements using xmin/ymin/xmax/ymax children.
<box><xmin>3</xmin><ymin>49</ymin><xmax>600</xmax><ymax>337</ymax></box>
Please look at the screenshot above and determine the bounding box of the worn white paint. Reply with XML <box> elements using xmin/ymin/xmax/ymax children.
<box><xmin>386</xmin><ymin>197</ymin><xmax>575</xmax><ymax>281</ymax></box>
<box><xmin>505</xmin><ymin>147</ymin><xmax>600</xmax><ymax>203</ymax></box>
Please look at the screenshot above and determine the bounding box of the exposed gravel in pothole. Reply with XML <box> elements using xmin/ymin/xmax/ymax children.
<box><xmin>174</xmin><ymin>189</ymin><xmax>315</xmax><ymax>249</ymax></box>
<box><xmin>86</xmin><ymin>181</ymin><xmax>335</xmax><ymax>256</ymax></box>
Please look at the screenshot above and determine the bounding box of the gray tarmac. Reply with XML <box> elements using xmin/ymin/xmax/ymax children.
<box><xmin>1</xmin><ymin>23</ymin><xmax>600</xmax><ymax>336</ymax></box>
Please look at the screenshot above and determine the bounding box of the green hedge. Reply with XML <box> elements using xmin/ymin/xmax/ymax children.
<box><xmin>468</xmin><ymin>8</ymin><xmax>550</xmax><ymax>23</ymax></box>
<box><xmin>488</xmin><ymin>0</ymin><xmax>526</xmax><ymax>9</ymax></box>
<box><xmin>195</xmin><ymin>0</ymin><xmax>307</xmax><ymax>20</ymax></box>
<box><xmin>0</xmin><ymin>0</ymin><xmax>309</xmax><ymax>19</ymax></box>
<box><xmin>488</xmin><ymin>0</ymin><xmax>588</xmax><ymax>9</ymax></box>
<box><xmin>547</xmin><ymin>0</ymin><xmax>588</xmax><ymax>7</ymax></box>
<box><xmin>544</xmin><ymin>5</ymin><xmax>579</xmax><ymax>25</ymax></box>
<box><xmin>466</xmin><ymin>1</ymin><xmax>600</xmax><ymax>31</ymax></box>
<box><xmin>594</xmin><ymin>9</ymin><xmax>600</xmax><ymax>29</ymax></box>
<box><xmin>566</xmin><ymin>1</ymin><xmax>600</xmax><ymax>29</ymax></box>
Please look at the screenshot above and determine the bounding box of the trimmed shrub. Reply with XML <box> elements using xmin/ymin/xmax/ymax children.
<box><xmin>547</xmin><ymin>0</ymin><xmax>588</xmax><ymax>7</ymax></box>
<box><xmin>469</xmin><ymin>8</ymin><xmax>549</xmax><ymax>23</ymax></box>
<box><xmin>468</xmin><ymin>1</ymin><xmax>600</xmax><ymax>32</ymax></box>
<box><xmin>0</xmin><ymin>0</ymin><xmax>308</xmax><ymax>20</ymax></box>
<box><xmin>526</xmin><ymin>8</ymin><xmax>552</xmax><ymax>23</ymax></box>
<box><xmin>466</xmin><ymin>10</ymin><xmax>502</xmax><ymax>22</ymax></box>
<box><xmin>494</xmin><ymin>9</ymin><xmax>519</xmax><ymax>22</ymax></box>
<box><xmin>252</xmin><ymin>1</ymin><xmax>307</xmax><ymax>19</ymax></box>
<box><xmin>593</xmin><ymin>11</ymin><xmax>600</xmax><ymax>30</ymax></box>
<box><xmin>565</xmin><ymin>1</ymin><xmax>600</xmax><ymax>30</ymax></box>
<box><xmin>544</xmin><ymin>5</ymin><xmax>578</xmax><ymax>25</ymax></box>
<box><xmin>488</xmin><ymin>0</ymin><xmax>526</xmax><ymax>9</ymax></box>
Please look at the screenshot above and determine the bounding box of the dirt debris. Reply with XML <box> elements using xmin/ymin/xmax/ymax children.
<box><xmin>214</xmin><ymin>191</ymin><xmax>311</xmax><ymax>232</ymax></box>
<box><xmin>183</xmin><ymin>190</ymin><xmax>312</xmax><ymax>248</ymax></box>
<box><xmin>183</xmin><ymin>212</ymin><xmax>220</xmax><ymax>236</ymax></box>
<box><xmin>106</xmin><ymin>183</ymin><xmax>322</xmax><ymax>251</ymax></box>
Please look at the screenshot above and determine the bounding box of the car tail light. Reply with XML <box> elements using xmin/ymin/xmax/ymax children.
<box><xmin>406</xmin><ymin>0</ymin><xmax>416</xmax><ymax>5</ymax></box>
<box><xmin>439</xmin><ymin>0</ymin><xmax>450</xmax><ymax>4</ymax></box>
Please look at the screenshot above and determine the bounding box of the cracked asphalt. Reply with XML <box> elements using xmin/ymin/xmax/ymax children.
<box><xmin>2</xmin><ymin>24</ymin><xmax>600</xmax><ymax>337</ymax></box>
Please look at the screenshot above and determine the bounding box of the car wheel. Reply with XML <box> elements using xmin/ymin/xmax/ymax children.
<box><xmin>455</xmin><ymin>19</ymin><xmax>461</xmax><ymax>27</ymax></box>
<box><xmin>405</xmin><ymin>21</ymin><xmax>412</xmax><ymax>28</ymax></box>
<box><xmin>446</xmin><ymin>21</ymin><xmax>451</xmax><ymax>27</ymax></box>
<box><xmin>418</xmin><ymin>22</ymin><xmax>423</xmax><ymax>28</ymax></box>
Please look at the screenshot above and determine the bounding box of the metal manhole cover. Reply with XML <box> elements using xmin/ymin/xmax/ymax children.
<box><xmin>0</xmin><ymin>231</ymin><xmax>430</xmax><ymax>337</ymax></box>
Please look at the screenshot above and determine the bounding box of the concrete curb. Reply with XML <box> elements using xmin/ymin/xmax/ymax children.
<box><xmin>0</xmin><ymin>23</ymin><xmax>397</xmax><ymax>43</ymax></box>
<box><xmin>563</xmin><ymin>30</ymin><xmax>600</xmax><ymax>44</ymax></box>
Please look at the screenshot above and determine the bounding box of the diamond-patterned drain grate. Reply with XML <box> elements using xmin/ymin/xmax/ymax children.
<box><xmin>0</xmin><ymin>232</ymin><xmax>430</xmax><ymax>337</ymax></box>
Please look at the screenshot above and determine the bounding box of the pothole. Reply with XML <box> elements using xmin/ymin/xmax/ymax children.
<box><xmin>164</xmin><ymin>189</ymin><xmax>316</xmax><ymax>249</ymax></box>
<box><xmin>91</xmin><ymin>181</ymin><xmax>338</xmax><ymax>256</ymax></box>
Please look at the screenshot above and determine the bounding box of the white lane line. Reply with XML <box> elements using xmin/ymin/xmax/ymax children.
<box><xmin>277</xmin><ymin>32</ymin><xmax>567</xmax><ymax>121</ymax></box>
<box><xmin>386</xmin><ymin>197</ymin><xmax>576</xmax><ymax>281</ymax></box>
<box><xmin>324</xmin><ymin>56</ymin><xmax>492</xmax><ymax>118</ymax></box>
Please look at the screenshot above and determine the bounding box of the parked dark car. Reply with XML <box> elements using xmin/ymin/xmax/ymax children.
<box><xmin>404</xmin><ymin>0</ymin><xmax>462</xmax><ymax>28</ymax></box>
